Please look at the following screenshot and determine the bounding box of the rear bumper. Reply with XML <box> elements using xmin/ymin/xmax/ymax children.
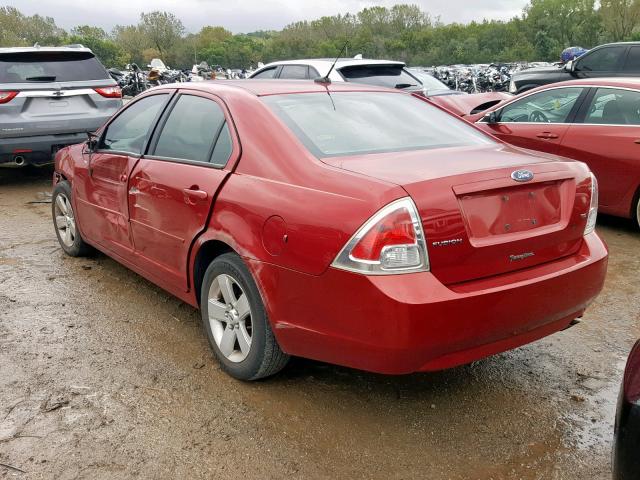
<box><xmin>0</xmin><ymin>123</ymin><xmax>109</xmax><ymax>166</ymax></box>
<box><xmin>252</xmin><ymin>232</ymin><xmax>608</xmax><ymax>374</ymax></box>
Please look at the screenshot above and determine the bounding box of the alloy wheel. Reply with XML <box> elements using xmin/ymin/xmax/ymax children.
<box><xmin>207</xmin><ymin>273</ymin><xmax>252</xmax><ymax>363</ymax></box>
<box><xmin>54</xmin><ymin>193</ymin><xmax>76</xmax><ymax>248</ymax></box>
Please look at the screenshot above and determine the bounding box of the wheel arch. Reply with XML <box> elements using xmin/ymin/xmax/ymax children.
<box><xmin>191</xmin><ymin>239</ymin><xmax>236</xmax><ymax>306</ymax></box>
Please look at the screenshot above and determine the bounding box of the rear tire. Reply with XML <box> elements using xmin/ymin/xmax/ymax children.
<box><xmin>52</xmin><ymin>181</ymin><xmax>93</xmax><ymax>257</ymax></box>
<box><xmin>634</xmin><ymin>195</ymin><xmax>640</xmax><ymax>230</ymax></box>
<box><xmin>200</xmin><ymin>253</ymin><xmax>289</xmax><ymax>380</ymax></box>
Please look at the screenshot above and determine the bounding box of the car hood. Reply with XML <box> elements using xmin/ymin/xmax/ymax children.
<box><xmin>427</xmin><ymin>92</ymin><xmax>512</xmax><ymax>117</ymax></box>
<box><xmin>321</xmin><ymin>142</ymin><xmax>559</xmax><ymax>186</ymax></box>
<box><xmin>516</xmin><ymin>65</ymin><xmax>563</xmax><ymax>76</ymax></box>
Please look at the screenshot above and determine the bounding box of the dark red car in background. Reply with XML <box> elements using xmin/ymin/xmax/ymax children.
<box><xmin>475</xmin><ymin>78</ymin><xmax>640</xmax><ymax>229</ymax></box>
<box><xmin>52</xmin><ymin>80</ymin><xmax>607</xmax><ymax>380</ymax></box>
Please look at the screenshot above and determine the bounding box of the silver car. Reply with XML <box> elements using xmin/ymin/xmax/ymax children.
<box><xmin>0</xmin><ymin>45</ymin><xmax>122</xmax><ymax>167</ymax></box>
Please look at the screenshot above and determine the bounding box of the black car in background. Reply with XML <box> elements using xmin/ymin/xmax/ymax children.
<box><xmin>613</xmin><ymin>340</ymin><xmax>640</xmax><ymax>480</ymax></box>
<box><xmin>510</xmin><ymin>42</ymin><xmax>640</xmax><ymax>94</ymax></box>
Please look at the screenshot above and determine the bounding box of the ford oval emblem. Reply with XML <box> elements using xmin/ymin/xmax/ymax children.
<box><xmin>511</xmin><ymin>169</ymin><xmax>534</xmax><ymax>182</ymax></box>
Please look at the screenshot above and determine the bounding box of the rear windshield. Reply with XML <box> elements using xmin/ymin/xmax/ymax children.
<box><xmin>263</xmin><ymin>92</ymin><xmax>494</xmax><ymax>157</ymax></box>
<box><xmin>339</xmin><ymin>65</ymin><xmax>420</xmax><ymax>89</ymax></box>
<box><xmin>0</xmin><ymin>52</ymin><xmax>109</xmax><ymax>83</ymax></box>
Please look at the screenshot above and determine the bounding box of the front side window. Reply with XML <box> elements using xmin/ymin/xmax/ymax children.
<box><xmin>279</xmin><ymin>65</ymin><xmax>309</xmax><ymax>79</ymax></box>
<box><xmin>153</xmin><ymin>94</ymin><xmax>227</xmax><ymax>164</ymax></box>
<box><xmin>263</xmin><ymin>92</ymin><xmax>493</xmax><ymax>157</ymax></box>
<box><xmin>499</xmin><ymin>88</ymin><xmax>583</xmax><ymax>123</ymax></box>
<box><xmin>101</xmin><ymin>94</ymin><xmax>167</xmax><ymax>154</ymax></box>
<box><xmin>583</xmin><ymin>88</ymin><xmax>640</xmax><ymax>125</ymax></box>
<box><xmin>577</xmin><ymin>46</ymin><xmax>625</xmax><ymax>72</ymax></box>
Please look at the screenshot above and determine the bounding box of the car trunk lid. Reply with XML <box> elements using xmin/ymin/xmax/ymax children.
<box><xmin>322</xmin><ymin>144</ymin><xmax>592</xmax><ymax>284</ymax></box>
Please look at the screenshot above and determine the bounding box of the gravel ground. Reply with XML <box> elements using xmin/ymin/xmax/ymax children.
<box><xmin>1</xmin><ymin>166</ymin><xmax>638</xmax><ymax>479</ymax></box>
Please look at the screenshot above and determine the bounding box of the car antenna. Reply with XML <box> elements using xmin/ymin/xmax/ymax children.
<box><xmin>315</xmin><ymin>40</ymin><xmax>349</xmax><ymax>85</ymax></box>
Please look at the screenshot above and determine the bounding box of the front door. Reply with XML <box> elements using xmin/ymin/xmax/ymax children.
<box><xmin>74</xmin><ymin>93</ymin><xmax>170</xmax><ymax>257</ymax></box>
<box><xmin>480</xmin><ymin>86</ymin><xmax>587</xmax><ymax>155</ymax></box>
<box><xmin>128</xmin><ymin>91</ymin><xmax>238</xmax><ymax>291</ymax></box>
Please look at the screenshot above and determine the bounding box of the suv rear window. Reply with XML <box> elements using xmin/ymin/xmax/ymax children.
<box><xmin>338</xmin><ymin>65</ymin><xmax>420</xmax><ymax>89</ymax></box>
<box><xmin>0</xmin><ymin>51</ymin><xmax>109</xmax><ymax>83</ymax></box>
<box><xmin>263</xmin><ymin>92</ymin><xmax>493</xmax><ymax>157</ymax></box>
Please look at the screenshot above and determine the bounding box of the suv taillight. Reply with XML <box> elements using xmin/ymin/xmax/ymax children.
<box><xmin>94</xmin><ymin>87</ymin><xmax>122</xmax><ymax>98</ymax></box>
<box><xmin>0</xmin><ymin>91</ymin><xmax>18</xmax><ymax>104</ymax></box>
<box><xmin>332</xmin><ymin>197</ymin><xmax>429</xmax><ymax>275</ymax></box>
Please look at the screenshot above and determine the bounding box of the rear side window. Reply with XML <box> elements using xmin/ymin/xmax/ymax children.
<box><xmin>0</xmin><ymin>52</ymin><xmax>109</xmax><ymax>83</ymax></box>
<box><xmin>577</xmin><ymin>46</ymin><xmax>625</xmax><ymax>72</ymax></box>
<box><xmin>339</xmin><ymin>65</ymin><xmax>419</xmax><ymax>89</ymax></box>
<box><xmin>279</xmin><ymin>65</ymin><xmax>309</xmax><ymax>79</ymax></box>
<box><xmin>153</xmin><ymin>94</ymin><xmax>228</xmax><ymax>164</ymax></box>
<box><xmin>623</xmin><ymin>47</ymin><xmax>640</xmax><ymax>72</ymax></box>
<box><xmin>583</xmin><ymin>88</ymin><xmax>640</xmax><ymax>125</ymax></box>
<box><xmin>263</xmin><ymin>92</ymin><xmax>493</xmax><ymax>157</ymax></box>
<box><xmin>101</xmin><ymin>94</ymin><xmax>168</xmax><ymax>155</ymax></box>
<box><xmin>252</xmin><ymin>67</ymin><xmax>278</xmax><ymax>79</ymax></box>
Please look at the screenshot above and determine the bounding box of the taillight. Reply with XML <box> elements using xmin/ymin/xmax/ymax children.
<box><xmin>94</xmin><ymin>87</ymin><xmax>122</xmax><ymax>98</ymax></box>
<box><xmin>584</xmin><ymin>173</ymin><xmax>598</xmax><ymax>236</ymax></box>
<box><xmin>332</xmin><ymin>197</ymin><xmax>429</xmax><ymax>275</ymax></box>
<box><xmin>0</xmin><ymin>91</ymin><xmax>18</xmax><ymax>104</ymax></box>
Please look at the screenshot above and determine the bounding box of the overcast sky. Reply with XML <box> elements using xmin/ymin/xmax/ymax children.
<box><xmin>11</xmin><ymin>0</ymin><xmax>529</xmax><ymax>34</ymax></box>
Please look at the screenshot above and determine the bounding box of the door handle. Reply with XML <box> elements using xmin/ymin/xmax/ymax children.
<box><xmin>536</xmin><ymin>132</ymin><xmax>559</xmax><ymax>139</ymax></box>
<box><xmin>634</xmin><ymin>139</ymin><xmax>640</xmax><ymax>144</ymax></box>
<box><xmin>182</xmin><ymin>187</ymin><xmax>208</xmax><ymax>200</ymax></box>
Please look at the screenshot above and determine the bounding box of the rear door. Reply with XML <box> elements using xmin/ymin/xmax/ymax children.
<box><xmin>0</xmin><ymin>50</ymin><xmax>121</xmax><ymax>139</ymax></box>
<box><xmin>128</xmin><ymin>91</ymin><xmax>238</xmax><ymax>291</ymax></box>
<box><xmin>480</xmin><ymin>86</ymin><xmax>587</xmax><ymax>154</ymax></box>
<box><xmin>74</xmin><ymin>92</ymin><xmax>170</xmax><ymax>257</ymax></box>
<box><xmin>559</xmin><ymin>86</ymin><xmax>640</xmax><ymax>213</ymax></box>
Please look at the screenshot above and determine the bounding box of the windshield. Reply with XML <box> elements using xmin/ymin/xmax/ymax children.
<box><xmin>0</xmin><ymin>51</ymin><xmax>109</xmax><ymax>83</ymax></box>
<box><xmin>338</xmin><ymin>65</ymin><xmax>421</xmax><ymax>89</ymax></box>
<box><xmin>263</xmin><ymin>92</ymin><xmax>493</xmax><ymax>157</ymax></box>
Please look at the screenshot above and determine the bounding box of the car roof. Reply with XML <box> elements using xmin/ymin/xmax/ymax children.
<box><xmin>0</xmin><ymin>45</ymin><xmax>94</xmax><ymax>55</ymax></box>
<box><xmin>162</xmin><ymin>79</ymin><xmax>401</xmax><ymax>97</ymax></box>
<box><xmin>258</xmin><ymin>58</ymin><xmax>405</xmax><ymax>70</ymax></box>
<box><xmin>535</xmin><ymin>77</ymin><xmax>640</xmax><ymax>90</ymax></box>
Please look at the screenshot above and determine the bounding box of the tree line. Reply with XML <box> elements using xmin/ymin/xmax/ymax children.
<box><xmin>1</xmin><ymin>1</ymin><xmax>640</xmax><ymax>69</ymax></box>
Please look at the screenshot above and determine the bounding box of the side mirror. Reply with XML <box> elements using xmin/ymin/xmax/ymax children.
<box><xmin>564</xmin><ymin>60</ymin><xmax>575</xmax><ymax>72</ymax></box>
<box><xmin>484</xmin><ymin>110</ymin><xmax>499</xmax><ymax>124</ymax></box>
<box><xmin>86</xmin><ymin>131</ymin><xmax>99</xmax><ymax>152</ymax></box>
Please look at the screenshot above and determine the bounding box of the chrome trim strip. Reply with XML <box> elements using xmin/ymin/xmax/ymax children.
<box><xmin>16</xmin><ymin>89</ymin><xmax>97</xmax><ymax>98</ymax></box>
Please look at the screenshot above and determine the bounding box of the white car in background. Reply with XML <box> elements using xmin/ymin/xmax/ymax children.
<box><xmin>249</xmin><ymin>58</ymin><xmax>510</xmax><ymax>117</ymax></box>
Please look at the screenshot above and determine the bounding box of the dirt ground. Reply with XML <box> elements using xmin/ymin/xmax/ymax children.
<box><xmin>1</xmin><ymin>166</ymin><xmax>638</xmax><ymax>480</ymax></box>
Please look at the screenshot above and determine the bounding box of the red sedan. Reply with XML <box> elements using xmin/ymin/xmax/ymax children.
<box><xmin>474</xmin><ymin>78</ymin><xmax>640</xmax><ymax>229</ymax></box>
<box><xmin>52</xmin><ymin>80</ymin><xmax>608</xmax><ymax>380</ymax></box>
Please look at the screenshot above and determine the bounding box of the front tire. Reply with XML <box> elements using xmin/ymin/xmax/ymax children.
<box><xmin>200</xmin><ymin>253</ymin><xmax>289</xmax><ymax>380</ymax></box>
<box><xmin>52</xmin><ymin>181</ymin><xmax>93</xmax><ymax>257</ymax></box>
<box><xmin>634</xmin><ymin>194</ymin><xmax>640</xmax><ymax>230</ymax></box>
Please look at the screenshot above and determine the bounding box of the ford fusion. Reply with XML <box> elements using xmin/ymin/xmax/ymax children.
<box><xmin>51</xmin><ymin>80</ymin><xmax>608</xmax><ymax>380</ymax></box>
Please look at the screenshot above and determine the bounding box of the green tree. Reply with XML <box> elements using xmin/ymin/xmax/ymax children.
<box><xmin>600</xmin><ymin>0</ymin><xmax>640</xmax><ymax>41</ymax></box>
<box><xmin>139</xmin><ymin>11</ymin><xmax>184</xmax><ymax>63</ymax></box>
